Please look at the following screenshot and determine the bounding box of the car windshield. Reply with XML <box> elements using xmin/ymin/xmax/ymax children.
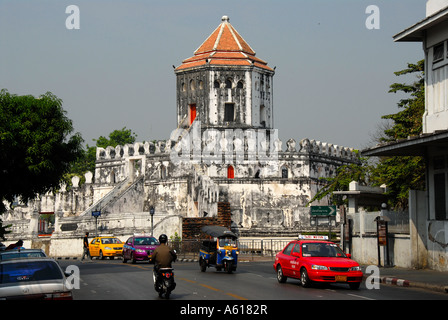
<box><xmin>301</xmin><ymin>242</ymin><xmax>346</xmax><ymax>258</ymax></box>
<box><xmin>0</xmin><ymin>260</ymin><xmax>63</xmax><ymax>284</ymax></box>
<box><xmin>101</xmin><ymin>238</ymin><xmax>122</xmax><ymax>244</ymax></box>
<box><xmin>134</xmin><ymin>237</ymin><xmax>159</xmax><ymax>245</ymax></box>
<box><xmin>0</xmin><ymin>251</ymin><xmax>45</xmax><ymax>261</ymax></box>
<box><xmin>218</xmin><ymin>237</ymin><xmax>237</xmax><ymax>247</ymax></box>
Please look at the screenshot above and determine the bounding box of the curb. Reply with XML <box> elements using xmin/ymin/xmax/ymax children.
<box><xmin>366</xmin><ymin>275</ymin><xmax>448</xmax><ymax>294</ymax></box>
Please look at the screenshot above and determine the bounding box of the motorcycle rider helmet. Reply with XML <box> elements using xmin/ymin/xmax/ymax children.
<box><xmin>159</xmin><ymin>234</ymin><xmax>168</xmax><ymax>244</ymax></box>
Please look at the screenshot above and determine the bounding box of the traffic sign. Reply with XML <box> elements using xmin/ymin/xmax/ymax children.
<box><xmin>92</xmin><ymin>211</ymin><xmax>101</xmax><ymax>217</ymax></box>
<box><xmin>310</xmin><ymin>205</ymin><xmax>336</xmax><ymax>217</ymax></box>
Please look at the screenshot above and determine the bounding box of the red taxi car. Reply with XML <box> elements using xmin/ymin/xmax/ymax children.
<box><xmin>274</xmin><ymin>235</ymin><xmax>363</xmax><ymax>289</ymax></box>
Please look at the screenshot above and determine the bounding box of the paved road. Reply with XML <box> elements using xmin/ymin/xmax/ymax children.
<box><xmin>60</xmin><ymin>259</ymin><xmax>448</xmax><ymax>301</ymax></box>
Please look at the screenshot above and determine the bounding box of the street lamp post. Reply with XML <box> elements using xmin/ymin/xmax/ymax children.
<box><xmin>149</xmin><ymin>206</ymin><xmax>155</xmax><ymax>236</ymax></box>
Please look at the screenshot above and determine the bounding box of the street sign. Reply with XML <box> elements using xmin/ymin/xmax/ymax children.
<box><xmin>92</xmin><ymin>211</ymin><xmax>101</xmax><ymax>217</ymax></box>
<box><xmin>310</xmin><ymin>205</ymin><xmax>336</xmax><ymax>217</ymax></box>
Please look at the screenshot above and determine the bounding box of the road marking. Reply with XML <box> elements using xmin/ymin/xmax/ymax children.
<box><xmin>178</xmin><ymin>277</ymin><xmax>247</xmax><ymax>300</ymax></box>
<box><xmin>347</xmin><ymin>293</ymin><xmax>375</xmax><ymax>300</ymax></box>
<box><xmin>200</xmin><ymin>284</ymin><xmax>221</xmax><ymax>292</ymax></box>
<box><xmin>226</xmin><ymin>292</ymin><xmax>248</xmax><ymax>300</ymax></box>
<box><xmin>178</xmin><ymin>277</ymin><xmax>196</xmax><ymax>284</ymax></box>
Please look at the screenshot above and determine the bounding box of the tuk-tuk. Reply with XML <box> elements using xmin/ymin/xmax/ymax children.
<box><xmin>199</xmin><ymin>225</ymin><xmax>238</xmax><ymax>274</ymax></box>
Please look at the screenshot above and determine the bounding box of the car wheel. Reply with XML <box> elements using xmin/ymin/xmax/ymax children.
<box><xmin>123</xmin><ymin>254</ymin><xmax>128</xmax><ymax>263</ymax></box>
<box><xmin>99</xmin><ymin>250</ymin><xmax>105</xmax><ymax>260</ymax></box>
<box><xmin>300</xmin><ymin>268</ymin><xmax>311</xmax><ymax>288</ymax></box>
<box><xmin>200</xmin><ymin>259</ymin><xmax>207</xmax><ymax>272</ymax></box>
<box><xmin>276</xmin><ymin>265</ymin><xmax>287</xmax><ymax>283</ymax></box>
<box><xmin>131</xmin><ymin>253</ymin><xmax>136</xmax><ymax>264</ymax></box>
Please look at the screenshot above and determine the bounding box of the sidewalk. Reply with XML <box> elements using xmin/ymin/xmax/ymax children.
<box><xmin>362</xmin><ymin>265</ymin><xmax>448</xmax><ymax>293</ymax></box>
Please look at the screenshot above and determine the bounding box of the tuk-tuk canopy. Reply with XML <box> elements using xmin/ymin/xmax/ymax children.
<box><xmin>201</xmin><ymin>225</ymin><xmax>237</xmax><ymax>239</ymax></box>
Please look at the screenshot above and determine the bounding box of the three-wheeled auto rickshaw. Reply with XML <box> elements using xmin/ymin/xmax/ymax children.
<box><xmin>199</xmin><ymin>225</ymin><xmax>238</xmax><ymax>274</ymax></box>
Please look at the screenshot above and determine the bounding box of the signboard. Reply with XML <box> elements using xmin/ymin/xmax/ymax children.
<box><xmin>92</xmin><ymin>211</ymin><xmax>101</xmax><ymax>217</ymax></box>
<box><xmin>310</xmin><ymin>205</ymin><xmax>336</xmax><ymax>217</ymax></box>
<box><xmin>60</xmin><ymin>223</ymin><xmax>78</xmax><ymax>232</ymax></box>
<box><xmin>377</xmin><ymin>220</ymin><xmax>387</xmax><ymax>246</ymax></box>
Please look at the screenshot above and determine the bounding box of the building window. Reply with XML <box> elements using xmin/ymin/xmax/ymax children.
<box><xmin>214</xmin><ymin>80</ymin><xmax>220</xmax><ymax>88</ymax></box>
<box><xmin>434</xmin><ymin>43</ymin><xmax>444</xmax><ymax>62</ymax></box>
<box><xmin>227</xmin><ymin>165</ymin><xmax>234</xmax><ymax>179</ymax></box>
<box><xmin>189</xmin><ymin>104</ymin><xmax>197</xmax><ymax>125</ymax></box>
<box><xmin>224</xmin><ymin>103</ymin><xmax>234</xmax><ymax>122</ymax></box>
<box><xmin>237</xmin><ymin>80</ymin><xmax>244</xmax><ymax>88</ymax></box>
<box><xmin>433</xmin><ymin>155</ymin><xmax>448</xmax><ymax>220</ymax></box>
<box><xmin>260</xmin><ymin>105</ymin><xmax>266</xmax><ymax>127</ymax></box>
<box><xmin>225</xmin><ymin>78</ymin><xmax>233</xmax><ymax>89</ymax></box>
<box><xmin>190</xmin><ymin>79</ymin><xmax>196</xmax><ymax>91</ymax></box>
<box><xmin>281</xmin><ymin>166</ymin><xmax>288</xmax><ymax>178</ymax></box>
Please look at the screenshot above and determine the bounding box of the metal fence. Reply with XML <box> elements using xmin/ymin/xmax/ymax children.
<box><xmin>348</xmin><ymin>210</ymin><xmax>410</xmax><ymax>235</ymax></box>
<box><xmin>169</xmin><ymin>238</ymin><xmax>292</xmax><ymax>260</ymax></box>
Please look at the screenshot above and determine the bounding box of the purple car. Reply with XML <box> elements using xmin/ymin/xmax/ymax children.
<box><xmin>122</xmin><ymin>236</ymin><xmax>160</xmax><ymax>264</ymax></box>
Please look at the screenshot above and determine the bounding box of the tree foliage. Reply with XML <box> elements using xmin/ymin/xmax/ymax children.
<box><xmin>0</xmin><ymin>89</ymin><xmax>83</xmax><ymax>239</ymax></box>
<box><xmin>372</xmin><ymin>60</ymin><xmax>425</xmax><ymax>209</ymax></box>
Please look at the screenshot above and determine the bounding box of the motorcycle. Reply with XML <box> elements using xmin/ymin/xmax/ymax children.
<box><xmin>153</xmin><ymin>267</ymin><xmax>176</xmax><ymax>299</ymax></box>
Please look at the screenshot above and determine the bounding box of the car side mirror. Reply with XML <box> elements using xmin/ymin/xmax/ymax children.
<box><xmin>292</xmin><ymin>252</ymin><xmax>300</xmax><ymax>257</ymax></box>
<box><xmin>345</xmin><ymin>253</ymin><xmax>351</xmax><ymax>259</ymax></box>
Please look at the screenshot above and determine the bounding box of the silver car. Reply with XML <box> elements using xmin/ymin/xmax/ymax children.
<box><xmin>0</xmin><ymin>258</ymin><xmax>73</xmax><ymax>300</ymax></box>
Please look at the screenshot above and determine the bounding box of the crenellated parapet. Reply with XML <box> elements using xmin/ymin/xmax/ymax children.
<box><xmin>95</xmin><ymin>136</ymin><xmax>358</xmax><ymax>162</ymax></box>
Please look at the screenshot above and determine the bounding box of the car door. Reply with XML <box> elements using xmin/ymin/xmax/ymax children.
<box><xmin>89</xmin><ymin>238</ymin><xmax>99</xmax><ymax>256</ymax></box>
<box><xmin>280</xmin><ymin>242</ymin><xmax>296</xmax><ymax>277</ymax></box>
<box><xmin>124</xmin><ymin>238</ymin><xmax>132</xmax><ymax>259</ymax></box>
<box><xmin>289</xmin><ymin>242</ymin><xmax>301</xmax><ymax>279</ymax></box>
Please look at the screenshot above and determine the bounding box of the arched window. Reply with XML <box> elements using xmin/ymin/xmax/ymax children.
<box><xmin>214</xmin><ymin>80</ymin><xmax>220</xmax><ymax>88</ymax></box>
<box><xmin>225</xmin><ymin>78</ymin><xmax>233</xmax><ymax>89</ymax></box>
<box><xmin>227</xmin><ymin>165</ymin><xmax>234</xmax><ymax>179</ymax></box>
<box><xmin>281</xmin><ymin>165</ymin><xmax>288</xmax><ymax>178</ymax></box>
<box><xmin>237</xmin><ymin>80</ymin><xmax>244</xmax><ymax>88</ymax></box>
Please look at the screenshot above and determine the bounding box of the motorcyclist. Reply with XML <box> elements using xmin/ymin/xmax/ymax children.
<box><xmin>151</xmin><ymin>234</ymin><xmax>177</xmax><ymax>292</ymax></box>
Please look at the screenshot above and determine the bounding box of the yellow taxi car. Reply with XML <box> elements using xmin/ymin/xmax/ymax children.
<box><xmin>89</xmin><ymin>236</ymin><xmax>124</xmax><ymax>259</ymax></box>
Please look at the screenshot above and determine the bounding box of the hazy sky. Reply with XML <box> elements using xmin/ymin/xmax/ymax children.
<box><xmin>0</xmin><ymin>0</ymin><xmax>426</xmax><ymax>150</ymax></box>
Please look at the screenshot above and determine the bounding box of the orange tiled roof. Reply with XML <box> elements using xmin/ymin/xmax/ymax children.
<box><xmin>176</xmin><ymin>16</ymin><xmax>273</xmax><ymax>72</ymax></box>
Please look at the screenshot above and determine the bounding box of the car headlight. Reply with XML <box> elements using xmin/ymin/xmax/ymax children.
<box><xmin>311</xmin><ymin>265</ymin><xmax>328</xmax><ymax>270</ymax></box>
<box><xmin>226</xmin><ymin>250</ymin><xmax>231</xmax><ymax>256</ymax></box>
<box><xmin>104</xmin><ymin>247</ymin><xmax>112</xmax><ymax>250</ymax></box>
<box><xmin>350</xmin><ymin>266</ymin><xmax>361</xmax><ymax>271</ymax></box>
<box><xmin>136</xmin><ymin>249</ymin><xmax>146</xmax><ymax>253</ymax></box>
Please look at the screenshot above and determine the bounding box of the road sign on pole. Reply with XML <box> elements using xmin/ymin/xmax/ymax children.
<box><xmin>310</xmin><ymin>205</ymin><xmax>336</xmax><ymax>217</ymax></box>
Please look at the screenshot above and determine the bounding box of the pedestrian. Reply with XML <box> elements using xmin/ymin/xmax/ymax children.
<box><xmin>5</xmin><ymin>239</ymin><xmax>24</xmax><ymax>251</ymax></box>
<box><xmin>81</xmin><ymin>232</ymin><xmax>90</xmax><ymax>261</ymax></box>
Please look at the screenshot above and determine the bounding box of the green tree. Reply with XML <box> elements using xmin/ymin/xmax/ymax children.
<box><xmin>372</xmin><ymin>60</ymin><xmax>425</xmax><ymax>209</ymax></box>
<box><xmin>94</xmin><ymin>127</ymin><xmax>137</xmax><ymax>148</ymax></box>
<box><xmin>0</xmin><ymin>89</ymin><xmax>83</xmax><ymax>239</ymax></box>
